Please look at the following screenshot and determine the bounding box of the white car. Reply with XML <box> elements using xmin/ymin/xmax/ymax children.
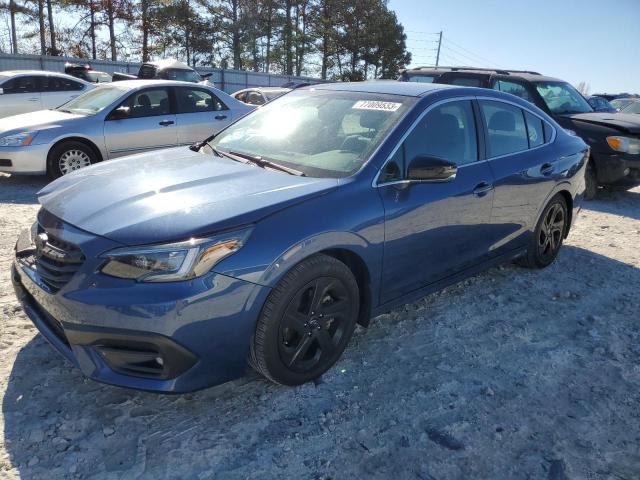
<box><xmin>0</xmin><ymin>70</ymin><xmax>94</xmax><ymax>119</ymax></box>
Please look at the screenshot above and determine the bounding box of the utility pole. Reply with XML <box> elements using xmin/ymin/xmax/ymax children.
<box><xmin>435</xmin><ymin>31</ymin><xmax>442</xmax><ymax>67</ymax></box>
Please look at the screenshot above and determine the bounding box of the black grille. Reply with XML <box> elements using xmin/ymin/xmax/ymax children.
<box><xmin>34</xmin><ymin>234</ymin><xmax>85</xmax><ymax>292</ymax></box>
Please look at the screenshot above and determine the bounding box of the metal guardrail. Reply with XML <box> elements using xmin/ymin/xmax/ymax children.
<box><xmin>0</xmin><ymin>53</ymin><xmax>322</xmax><ymax>94</ymax></box>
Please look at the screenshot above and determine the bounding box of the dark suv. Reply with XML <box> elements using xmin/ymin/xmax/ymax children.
<box><xmin>399</xmin><ymin>67</ymin><xmax>640</xmax><ymax>199</ymax></box>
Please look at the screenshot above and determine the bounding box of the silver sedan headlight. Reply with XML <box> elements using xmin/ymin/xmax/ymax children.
<box><xmin>99</xmin><ymin>228</ymin><xmax>252</xmax><ymax>282</ymax></box>
<box><xmin>0</xmin><ymin>131</ymin><xmax>38</xmax><ymax>147</ymax></box>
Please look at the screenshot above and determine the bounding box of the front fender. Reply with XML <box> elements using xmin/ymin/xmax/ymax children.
<box><xmin>259</xmin><ymin>230</ymin><xmax>373</xmax><ymax>286</ymax></box>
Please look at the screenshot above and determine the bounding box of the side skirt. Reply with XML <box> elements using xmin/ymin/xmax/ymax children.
<box><xmin>370</xmin><ymin>247</ymin><xmax>526</xmax><ymax>319</ymax></box>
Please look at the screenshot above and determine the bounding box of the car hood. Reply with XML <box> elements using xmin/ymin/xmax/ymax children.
<box><xmin>564</xmin><ymin>112</ymin><xmax>640</xmax><ymax>135</ymax></box>
<box><xmin>38</xmin><ymin>147</ymin><xmax>339</xmax><ymax>245</ymax></box>
<box><xmin>0</xmin><ymin>110</ymin><xmax>85</xmax><ymax>135</ymax></box>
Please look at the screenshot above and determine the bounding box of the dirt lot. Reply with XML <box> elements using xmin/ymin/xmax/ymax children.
<box><xmin>0</xmin><ymin>173</ymin><xmax>638</xmax><ymax>480</ymax></box>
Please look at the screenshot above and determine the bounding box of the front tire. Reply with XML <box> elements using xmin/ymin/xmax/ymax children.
<box><xmin>250</xmin><ymin>254</ymin><xmax>359</xmax><ymax>386</ymax></box>
<box><xmin>521</xmin><ymin>195</ymin><xmax>568</xmax><ymax>269</ymax></box>
<box><xmin>584</xmin><ymin>161</ymin><xmax>598</xmax><ymax>200</ymax></box>
<box><xmin>47</xmin><ymin>141</ymin><xmax>97</xmax><ymax>179</ymax></box>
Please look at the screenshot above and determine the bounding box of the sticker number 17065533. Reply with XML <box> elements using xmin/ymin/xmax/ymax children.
<box><xmin>352</xmin><ymin>100</ymin><xmax>402</xmax><ymax>112</ymax></box>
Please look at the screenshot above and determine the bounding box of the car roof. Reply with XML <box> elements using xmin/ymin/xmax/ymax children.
<box><xmin>310</xmin><ymin>80</ymin><xmax>455</xmax><ymax>97</ymax></box>
<box><xmin>144</xmin><ymin>59</ymin><xmax>192</xmax><ymax>70</ymax></box>
<box><xmin>402</xmin><ymin>67</ymin><xmax>565</xmax><ymax>84</ymax></box>
<box><xmin>0</xmin><ymin>69</ymin><xmax>91</xmax><ymax>81</ymax></box>
<box><xmin>235</xmin><ymin>87</ymin><xmax>291</xmax><ymax>93</ymax></box>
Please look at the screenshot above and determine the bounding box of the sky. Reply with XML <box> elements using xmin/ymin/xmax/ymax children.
<box><xmin>389</xmin><ymin>0</ymin><xmax>640</xmax><ymax>94</ymax></box>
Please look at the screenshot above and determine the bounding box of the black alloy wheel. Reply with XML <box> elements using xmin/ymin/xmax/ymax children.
<box><xmin>250</xmin><ymin>254</ymin><xmax>359</xmax><ymax>385</ymax></box>
<box><xmin>521</xmin><ymin>194</ymin><xmax>568</xmax><ymax>269</ymax></box>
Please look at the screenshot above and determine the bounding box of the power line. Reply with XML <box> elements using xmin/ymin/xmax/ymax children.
<box><xmin>443</xmin><ymin>37</ymin><xmax>502</xmax><ymax>68</ymax></box>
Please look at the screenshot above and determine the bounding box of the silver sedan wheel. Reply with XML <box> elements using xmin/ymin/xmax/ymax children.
<box><xmin>59</xmin><ymin>149</ymin><xmax>92</xmax><ymax>175</ymax></box>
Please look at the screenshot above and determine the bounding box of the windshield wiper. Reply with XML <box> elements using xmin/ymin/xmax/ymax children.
<box><xmin>228</xmin><ymin>150</ymin><xmax>305</xmax><ymax>176</ymax></box>
<box><xmin>189</xmin><ymin>131</ymin><xmax>218</xmax><ymax>153</ymax></box>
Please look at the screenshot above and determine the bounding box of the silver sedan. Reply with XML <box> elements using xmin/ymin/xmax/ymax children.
<box><xmin>0</xmin><ymin>80</ymin><xmax>254</xmax><ymax>177</ymax></box>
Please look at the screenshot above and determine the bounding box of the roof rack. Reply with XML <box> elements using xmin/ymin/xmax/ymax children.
<box><xmin>407</xmin><ymin>66</ymin><xmax>542</xmax><ymax>76</ymax></box>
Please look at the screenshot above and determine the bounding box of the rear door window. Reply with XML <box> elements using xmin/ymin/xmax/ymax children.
<box><xmin>491</xmin><ymin>79</ymin><xmax>533</xmax><ymax>102</ymax></box>
<box><xmin>449</xmin><ymin>77</ymin><xmax>483</xmax><ymax>87</ymax></box>
<box><xmin>175</xmin><ymin>87</ymin><xmax>227</xmax><ymax>113</ymax></box>
<box><xmin>524</xmin><ymin>111</ymin><xmax>544</xmax><ymax>148</ymax></box>
<box><xmin>480</xmin><ymin>100</ymin><xmax>528</xmax><ymax>157</ymax></box>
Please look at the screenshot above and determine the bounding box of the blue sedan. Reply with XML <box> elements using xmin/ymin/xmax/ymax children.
<box><xmin>12</xmin><ymin>82</ymin><xmax>588</xmax><ymax>392</ymax></box>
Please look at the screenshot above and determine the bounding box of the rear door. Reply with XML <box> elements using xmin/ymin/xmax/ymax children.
<box><xmin>174</xmin><ymin>86</ymin><xmax>233</xmax><ymax>144</ymax></box>
<box><xmin>478</xmin><ymin>98</ymin><xmax>560</xmax><ymax>254</ymax></box>
<box><xmin>40</xmin><ymin>75</ymin><xmax>86</xmax><ymax>109</ymax></box>
<box><xmin>377</xmin><ymin>98</ymin><xmax>496</xmax><ymax>303</ymax></box>
<box><xmin>0</xmin><ymin>76</ymin><xmax>42</xmax><ymax>117</ymax></box>
<box><xmin>103</xmin><ymin>87</ymin><xmax>177</xmax><ymax>158</ymax></box>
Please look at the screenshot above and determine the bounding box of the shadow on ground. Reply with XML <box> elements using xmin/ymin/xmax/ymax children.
<box><xmin>583</xmin><ymin>188</ymin><xmax>640</xmax><ymax>221</ymax></box>
<box><xmin>4</xmin><ymin>246</ymin><xmax>640</xmax><ymax>479</ymax></box>
<box><xmin>0</xmin><ymin>175</ymin><xmax>48</xmax><ymax>205</ymax></box>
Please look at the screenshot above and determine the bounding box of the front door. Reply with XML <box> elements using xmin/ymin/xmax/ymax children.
<box><xmin>104</xmin><ymin>87</ymin><xmax>177</xmax><ymax>158</ymax></box>
<box><xmin>378</xmin><ymin>99</ymin><xmax>496</xmax><ymax>304</ymax></box>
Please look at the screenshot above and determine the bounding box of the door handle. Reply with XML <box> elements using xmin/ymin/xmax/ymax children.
<box><xmin>541</xmin><ymin>163</ymin><xmax>554</xmax><ymax>176</ymax></box>
<box><xmin>28</xmin><ymin>98</ymin><xmax>39</xmax><ymax>102</ymax></box>
<box><xmin>159</xmin><ymin>120</ymin><xmax>175</xmax><ymax>126</ymax></box>
<box><xmin>473</xmin><ymin>181</ymin><xmax>493</xmax><ymax>197</ymax></box>
<box><xmin>214</xmin><ymin>114</ymin><xmax>227</xmax><ymax>120</ymax></box>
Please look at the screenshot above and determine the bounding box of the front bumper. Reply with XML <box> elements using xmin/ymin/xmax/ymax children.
<box><xmin>592</xmin><ymin>151</ymin><xmax>640</xmax><ymax>186</ymax></box>
<box><xmin>0</xmin><ymin>143</ymin><xmax>50</xmax><ymax>174</ymax></box>
<box><xmin>11</xmin><ymin>215</ymin><xmax>271</xmax><ymax>393</ymax></box>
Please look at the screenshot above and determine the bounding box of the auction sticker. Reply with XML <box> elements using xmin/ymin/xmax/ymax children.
<box><xmin>352</xmin><ymin>100</ymin><xmax>402</xmax><ymax>112</ymax></box>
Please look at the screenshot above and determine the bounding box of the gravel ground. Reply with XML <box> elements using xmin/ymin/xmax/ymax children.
<box><xmin>0</xmin><ymin>173</ymin><xmax>639</xmax><ymax>480</ymax></box>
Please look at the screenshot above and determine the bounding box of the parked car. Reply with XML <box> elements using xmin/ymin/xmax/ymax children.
<box><xmin>112</xmin><ymin>59</ymin><xmax>213</xmax><ymax>86</ymax></box>
<box><xmin>0</xmin><ymin>80</ymin><xmax>252</xmax><ymax>178</ymax></box>
<box><xmin>621</xmin><ymin>100</ymin><xmax>640</xmax><ymax>114</ymax></box>
<box><xmin>611</xmin><ymin>98</ymin><xmax>638</xmax><ymax>111</ymax></box>
<box><xmin>64</xmin><ymin>62</ymin><xmax>112</xmax><ymax>83</ymax></box>
<box><xmin>399</xmin><ymin>67</ymin><xmax>640</xmax><ymax>199</ymax></box>
<box><xmin>0</xmin><ymin>70</ymin><xmax>93</xmax><ymax>119</ymax></box>
<box><xmin>232</xmin><ymin>87</ymin><xmax>291</xmax><ymax>105</ymax></box>
<box><xmin>12</xmin><ymin>81</ymin><xmax>588</xmax><ymax>393</ymax></box>
<box><xmin>587</xmin><ymin>95</ymin><xmax>616</xmax><ymax>113</ymax></box>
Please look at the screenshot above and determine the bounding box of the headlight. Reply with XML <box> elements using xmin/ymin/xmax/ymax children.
<box><xmin>99</xmin><ymin>228</ymin><xmax>252</xmax><ymax>282</ymax></box>
<box><xmin>0</xmin><ymin>131</ymin><xmax>38</xmax><ymax>147</ymax></box>
<box><xmin>606</xmin><ymin>136</ymin><xmax>640</xmax><ymax>155</ymax></box>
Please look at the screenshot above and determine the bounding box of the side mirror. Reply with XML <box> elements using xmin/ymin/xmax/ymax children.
<box><xmin>201</xmin><ymin>73</ymin><xmax>213</xmax><ymax>79</ymax></box>
<box><xmin>110</xmin><ymin>106</ymin><xmax>131</xmax><ymax>120</ymax></box>
<box><xmin>406</xmin><ymin>155</ymin><xmax>457</xmax><ymax>182</ymax></box>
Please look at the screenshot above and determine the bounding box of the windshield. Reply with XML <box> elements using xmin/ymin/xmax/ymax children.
<box><xmin>58</xmin><ymin>86</ymin><xmax>127</xmax><ymax>115</ymax></box>
<box><xmin>208</xmin><ymin>90</ymin><xmax>415</xmax><ymax>178</ymax></box>
<box><xmin>87</xmin><ymin>71</ymin><xmax>112</xmax><ymax>83</ymax></box>
<box><xmin>163</xmin><ymin>69</ymin><xmax>201</xmax><ymax>83</ymax></box>
<box><xmin>622</xmin><ymin>101</ymin><xmax>640</xmax><ymax>114</ymax></box>
<box><xmin>534</xmin><ymin>81</ymin><xmax>593</xmax><ymax>115</ymax></box>
<box><xmin>263</xmin><ymin>90</ymin><xmax>289</xmax><ymax>101</ymax></box>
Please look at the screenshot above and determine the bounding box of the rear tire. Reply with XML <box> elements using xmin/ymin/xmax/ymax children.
<box><xmin>47</xmin><ymin>141</ymin><xmax>98</xmax><ymax>179</ymax></box>
<box><xmin>584</xmin><ymin>161</ymin><xmax>598</xmax><ymax>200</ymax></box>
<box><xmin>521</xmin><ymin>195</ymin><xmax>568</xmax><ymax>269</ymax></box>
<box><xmin>250</xmin><ymin>254</ymin><xmax>359</xmax><ymax>386</ymax></box>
